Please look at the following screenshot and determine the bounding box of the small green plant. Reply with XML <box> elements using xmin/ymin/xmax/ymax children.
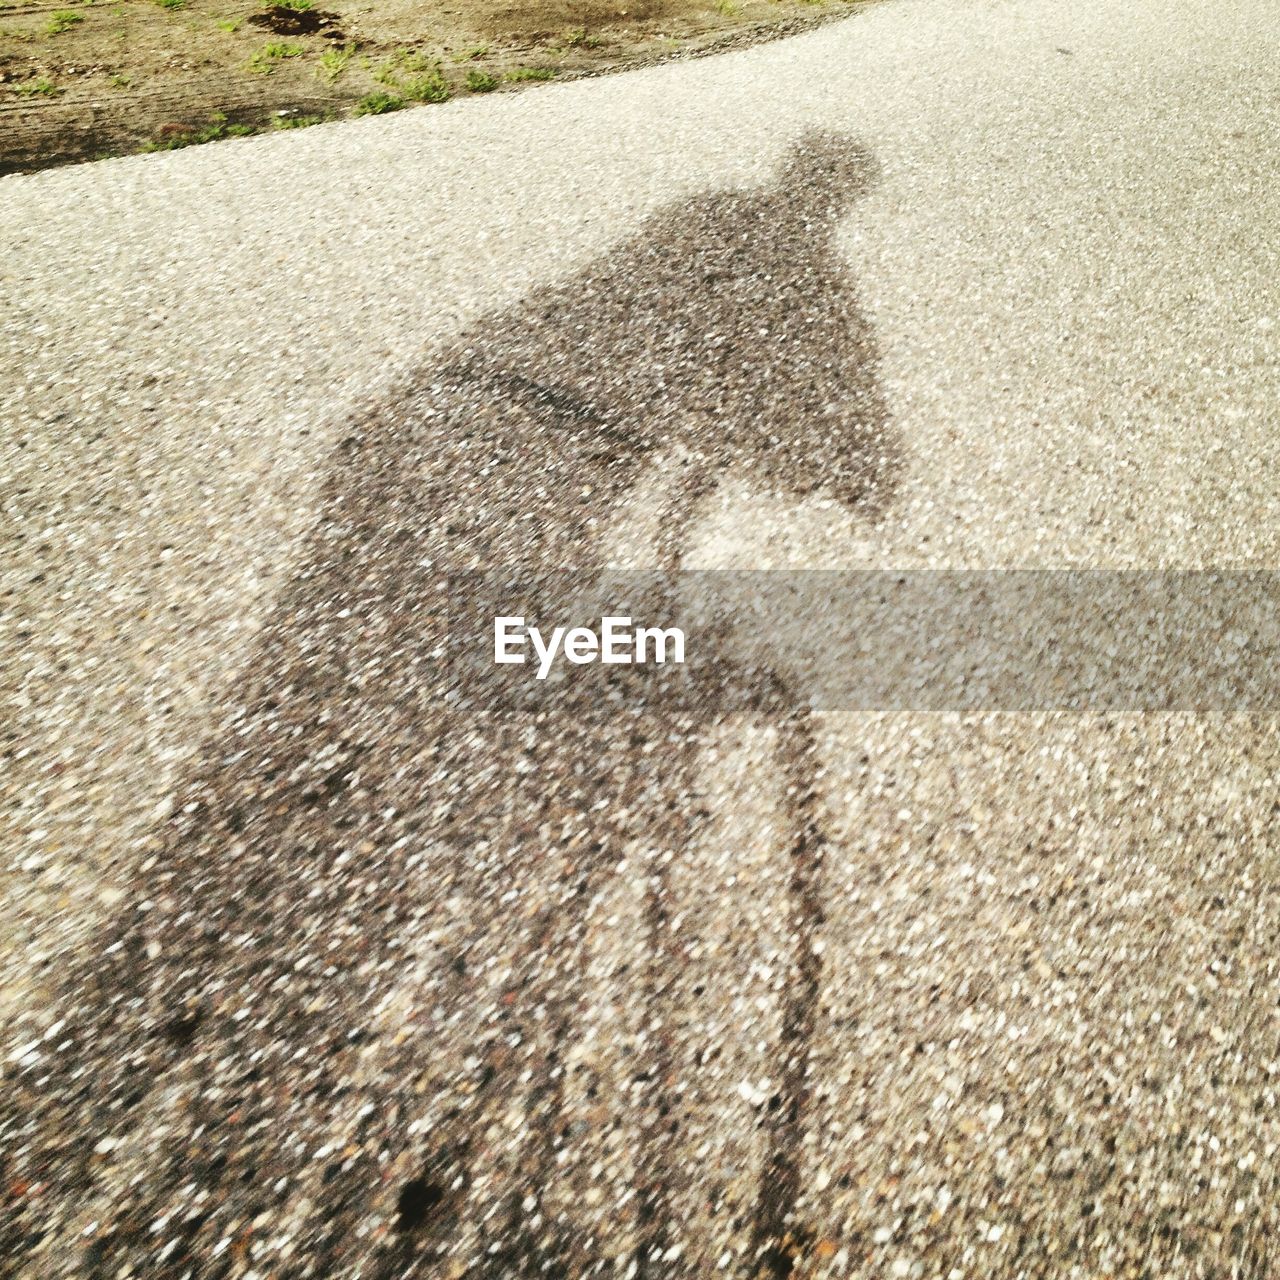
<box><xmin>142</xmin><ymin>112</ymin><xmax>256</xmax><ymax>150</ymax></box>
<box><xmin>272</xmin><ymin>0</ymin><xmax>313</xmax><ymax>9</ymax></box>
<box><xmin>506</xmin><ymin>66</ymin><xmax>555</xmax><ymax>81</ymax></box>
<box><xmin>216</xmin><ymin>16</ymin><xmax>240</xmax><ymax>30</ymax></box>
<box><xmin>16</xmin><ymin>75</ymin><xmax>62</xmax><ymax>95</ymax></box>
<box><xmin>547</xmin><ymin>26</ymin><xmax>599</xmax><ymax>53</ymax></box>
<box><xmin>317</xmin><ymin>41</ymin><xmax>353</xmax><ymax>80</ymax></box>
<box><xmin>465</xmin><ymin>68</ymin><xmax>497</xmax><ymax>92</ymax></box>
<box><xmin>108</xmin><ymin>70</ymin><xmax>131</xmax><ymax>86</ymax></box>
<box><xmin>156</xmin><ymin>0</ymin><xmax>185</xmax><ymax>10</ymax></box>
<box><xmin>46</xmin><ymin>9</ymin><xmax>84</xmax><ymax>32</ymax></box>
<box><xmin>355</xmin><ymin>90</ymin><xmax>401</xmax><ymax>115</ymax></box>
<box><xmin>715</xmin><ymin>0</ymin><xmax>741</xmax><ymax>13</ymax></box>
<box><xmin>248</xmin><ymin>38</ymin><xmax>302</xmax><ymax>71</ymax></box>
<box><xmin>452</xmin><ymin>42</ymin><xmax>487</xmax><ymax>60</ymax></box>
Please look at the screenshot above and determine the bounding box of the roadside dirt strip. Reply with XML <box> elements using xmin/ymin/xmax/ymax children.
<box><xmin>0</xmin><ymin>0</ymin><xmax>872</xmax><ymax>173</ymax></box>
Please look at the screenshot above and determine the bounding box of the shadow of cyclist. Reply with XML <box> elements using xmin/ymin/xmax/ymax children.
<box><xmin>5</xmin><ymin>131</ymin><xmax>898</xmax><ymax>1280</ymax></box>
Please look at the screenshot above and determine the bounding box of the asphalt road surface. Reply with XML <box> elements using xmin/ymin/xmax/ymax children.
<box><xmin>4</xmin><ymin>0</ymin><xmax>1280</xmax><ymax>1276</ymax></box>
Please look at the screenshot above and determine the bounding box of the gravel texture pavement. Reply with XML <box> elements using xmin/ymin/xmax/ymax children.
<box><xmin>4</xmin><ymin>0</ymin><xmax>1280</xmax><ymax>1275</ymax></box>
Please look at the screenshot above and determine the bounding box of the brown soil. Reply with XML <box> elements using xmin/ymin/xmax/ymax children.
<box><xmin>0</xmin><ymin>0</ymin><xmax>869</xmax><ymax>174</ymax></box>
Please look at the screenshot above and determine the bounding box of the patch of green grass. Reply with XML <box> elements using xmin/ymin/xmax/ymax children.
<box><xmin>354</xmin><ymin>89</ymin><xmax>401</xmax><ymax>115</ymax></box>
<box><xmin>451</xmin><ymin>42</ymin><xmax>488</xmax><ymax>60</ymax></box>
<box><xmin>216</xmin><ymin>16</ymin><xmax>240</xmax><ymax>30</ymax></box>
<box><xmin>715</xmin><ymin>0</ymin><xmax>741</xmax><ymax>13</ymax></box>
<box><xmin>506</xmin><ymin>65</ymin><xmax>556</xmax><ymax>81</ymax></box>
<box><xmin>272</xmin><ymin>0</ymin><xmax>313</xmax><ymax>10</ymax></box>
<box><xmin>141</xmin><ymin>111</ymin><xmax>256</xmax><ymax>150</ymax></box>
<box><xmin>15</xmin><ymin>75</ymin><xmax>62</xmax><ymax>95</ymax></box>
<box><xmin>108</xmin><ymin>70</ymin><xmax>132</xmax><ymax>86</ymax></box>
<box><xmin>46</xmin><ymin>9</ymin><xmax>84</xmax><ymax>33</ymax></box>
<box><xmin>401</xmin><ymin>65</ymin><xmax>448</xmax><ymax>102</ymax></box>
<box><xmin>558</xmin><ymin>25</ymin><xmax>599</xmax><ymax>47</ymax></box>
<box><xmin>273</xmin><ymin>110</ymin><xmax>327</xmax><ymax>127</ymax></box>
<box><xmin>155</xmin><ymin>0</ymin><xmax>185</xmax><ymax>10</ymax></box>
<box><xmin>317</xmin><ymin>41</ymin><xmax>353</xmax><ymax>80</ymax></box>
<box><xmin>371</xmin><ymin>49</ymin><xmax>450</xmax><ymax>102</ymax></box>
<box><xmin>247</xmin><ymin>38</ymin><xmax>302</xmax><ymax>72</ymax></box>
<box><xmin>465</xmin><ymin>68</ymin><xmax>497</xmax><ymax>92</ymax></box>
<box><xmin>372</xmin><ymin>48</ymin><xmax>423</xmax><ymax>83</ymax></box>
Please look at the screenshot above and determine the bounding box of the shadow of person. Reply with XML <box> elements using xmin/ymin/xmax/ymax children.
<box><xmin>5</xmin><ymin>132</ymin><xmax>898</xmax><ymax>1280</ymax></box>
